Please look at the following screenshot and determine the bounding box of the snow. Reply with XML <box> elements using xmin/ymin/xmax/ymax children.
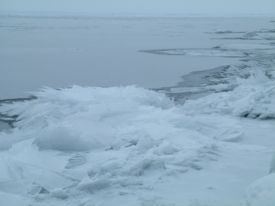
<box><xmin>246</xmin><ymin>173</ymin><xmax>275</xmax><ymax>206</ymax></box>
